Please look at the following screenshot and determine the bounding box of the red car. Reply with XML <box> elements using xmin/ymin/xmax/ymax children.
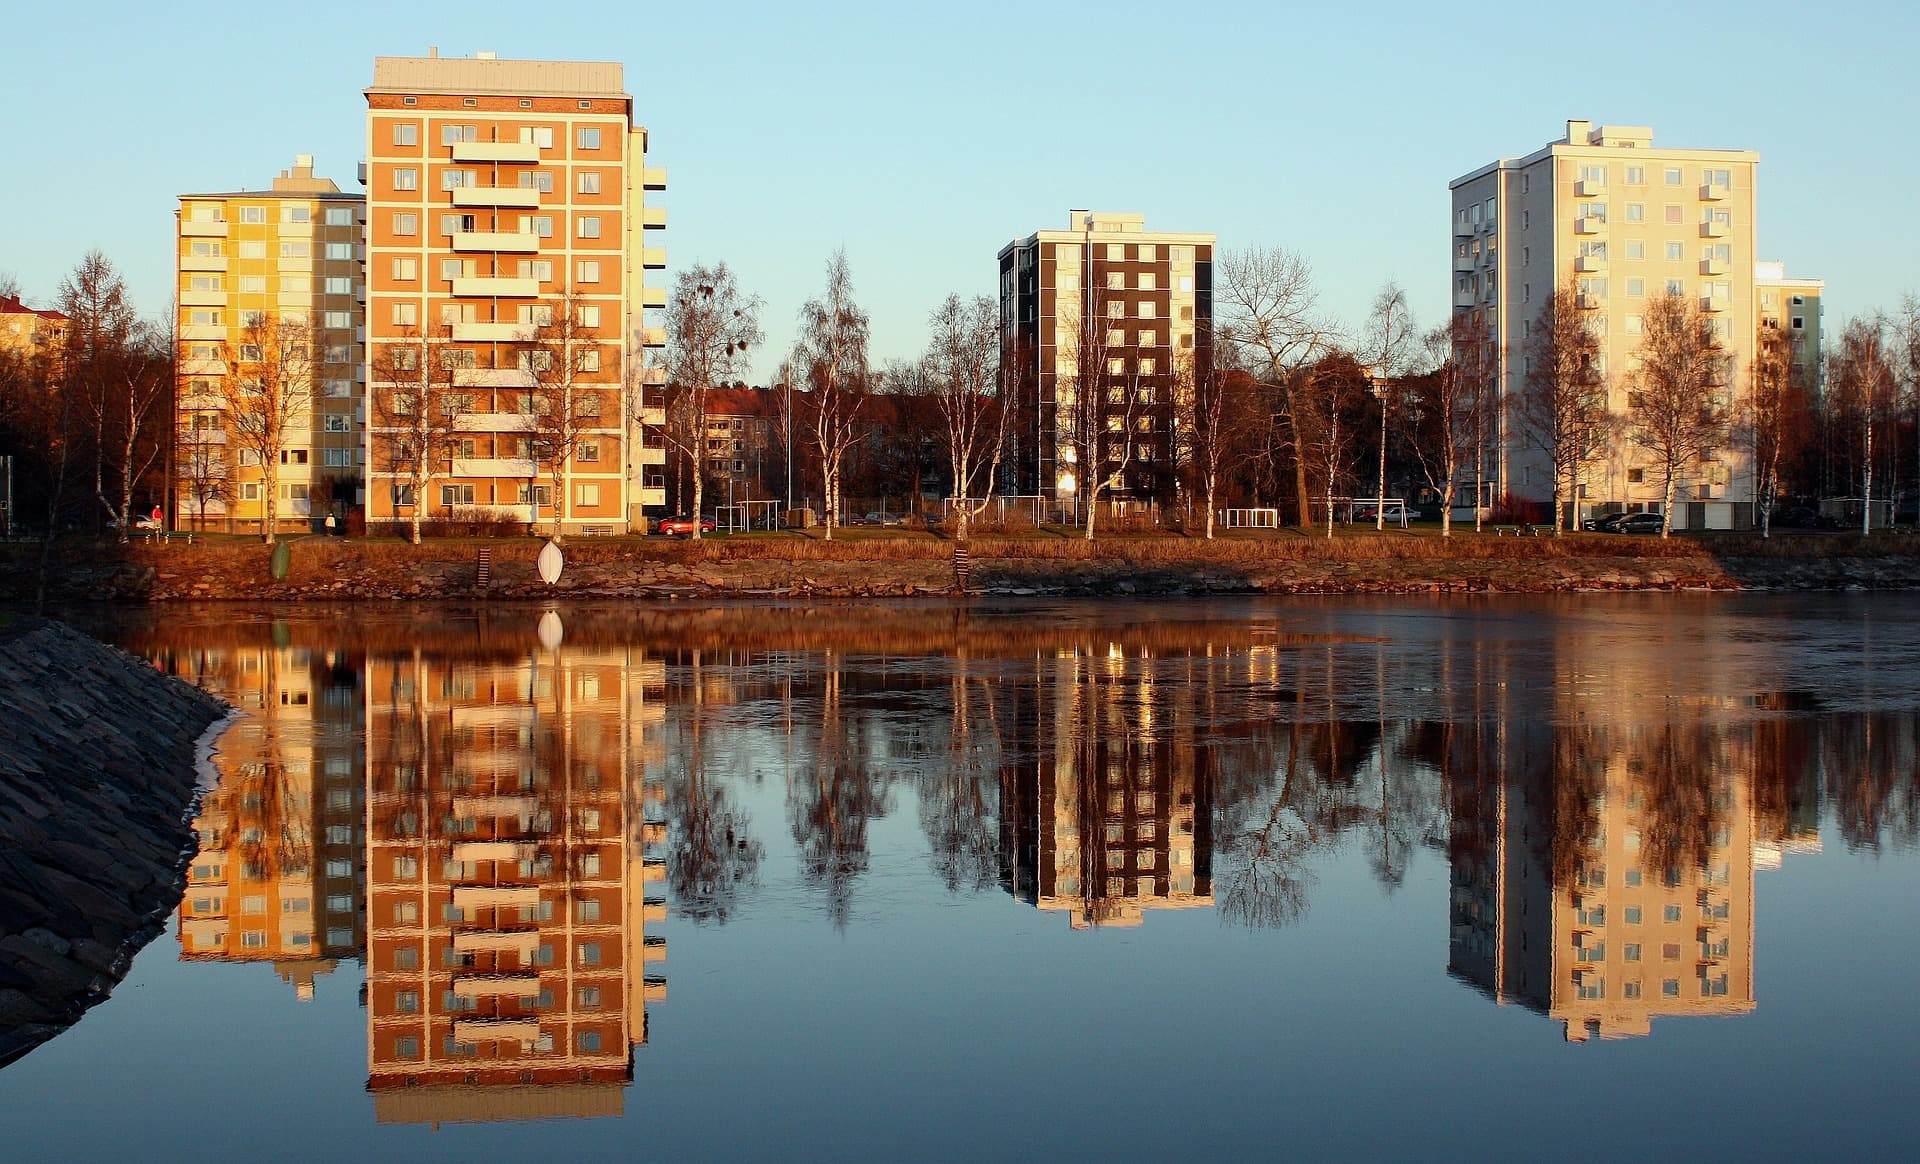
<box><xmin>655</xmin><ymin>515</ymin><xmax>717</xmax><ymax>536</ymax></box>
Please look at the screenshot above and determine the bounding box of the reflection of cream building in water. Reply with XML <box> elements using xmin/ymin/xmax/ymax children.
<box><xmin>1449</xmin><ymin>722</ymin><xmax>1758</xmax><ymax>1041</ymax></box>
<box><xmin>1002</xmin><ymin>647</ymin><xmax>1212</xmax><ymax>928</ymax></box>
<box><xmin>176</xmin><ymin>642</ymin><xmax>366</xmax><ymax>998</ymax></box>
<box><xmin>364</xmin><ymin>640</ymin><xmax>666</xmax><ymax>1124</ymax></box>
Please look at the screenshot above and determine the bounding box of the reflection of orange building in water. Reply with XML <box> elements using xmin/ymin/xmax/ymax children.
<box><xmin>364</xmin><ymin>640</ymin><xmax>666</xmax><ymax>1124</ymax></box>
<box><xmin>1449</xmin><ymin>721</ymin><xmax>1757</xmax><ymax>1041</ymax></box>
<box><xmin>1003</xmin><ymin>648</ymin><xmax>1212</xmax><ymax>928</ymax></box>
<box><xmin>176</xmin><ymin>642</ymin><xmax>366</xmax><ymax>998</ymax></box>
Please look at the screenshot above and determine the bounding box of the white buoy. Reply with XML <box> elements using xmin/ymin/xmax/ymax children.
<box><xmin>536</xmin><ymin>539</ymin><xmax>564</xmax><ymax>585</ymax></box>
<box><xmin>536</xmin><ymin>610</ymin><xmax>564</xmax><ymax>650</ymax></box>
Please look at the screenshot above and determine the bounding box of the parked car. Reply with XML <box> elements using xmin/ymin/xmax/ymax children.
<box><xmin>655</xmin><ymin>514</ymin><xmax>716</xmax><ymax>536</ymax></box>
<box><xmin>1609</xmin><ymin>512</ymin><xmax>1667</xmax><ymax>534</ymax></box>
<box><xmin>1582</xmin><ymin>512</ymin><xmax>1632</xmax><ymax>533</ymax></box>
<box><xmin>862</xmin><ymin>511</ymin><xmax>904</xmax><ymax>527</ymax></box>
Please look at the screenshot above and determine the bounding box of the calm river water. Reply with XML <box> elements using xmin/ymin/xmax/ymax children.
<box><xmin>4</xmin><ymin>596</ymin><xmax>1918</xmax><ymax>1161</ymax></box>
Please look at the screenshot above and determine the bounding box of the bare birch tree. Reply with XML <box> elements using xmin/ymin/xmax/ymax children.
<box><xmin>1180</xmin><ymin>319</ymin><xmax>1249</xmax><ymax>539</ymax></box>
<box><xmin>1522</xmin><ymin>281</ymin><xmax>1607</xmax><ymax>533</ymax></box>
<box><xmin>370</xmin><ymin>325</ymin><xmax>468</xmax><ymax>544</ymax></box>
<box><xmin>1216</xmin><ymin>247</ymin><xmax>1338</xmax><ymax>529</ymax></box>
<box><xmin>1362</xmin><ymin>283</ymin><xmax>1417</xmax><ymax>530</ymax></box>
<box><xmin>1413</xmin><ymin>313</ymin><xmax>1494</xmax><ymax>537</ymax></box>
<box><xmin>663</xmin><ymin>262</ymin><xmax>762</xmax><ymax>540</ymax></box>
<box><xmin>1057</xmin><ymin>280</ymin><xmax>1142</xmax><ymax>540</ymax></box>
<box><xmin>923</xmin><ymin>294</ymin><xmax>1007</xmax><ymax>541</ymax></box>
<box><xmin>796</xmin><ymin>251</ymin><xmax>869</xmax><ymax>540</ymax></box>
<box><xmin>1626</xmin><ymin>292</ymin><xmax>1732</xmax><ymax>538</ymax></box>
<box><xmin>220</xmin><ymin>314</ymin><xmax>314</xmax><ymax>544</ymax></box>
<box><xmin>1749</xmin><ymin>323</ymin><xmax>1796</xmax><ymax>539</ymax></box>
<box><xmin>58</xmin><ymin>252</ymin><xmax>170</xmax><ymax>541</ymax></box>
<box><xmin>1829</xmin><ymin>315</ymin><xmax>1897</xmax><ymax>535</ymax></box>
<box><xmin>519</xmin><ymin>288</ymin><xmax>612</xmax><ymax>539</ymax></box>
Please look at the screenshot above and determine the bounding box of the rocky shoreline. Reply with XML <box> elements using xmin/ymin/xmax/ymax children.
<box><xmin>13</xmin><ymin>544</ymin><xmax>1920</xmax><ymax>601</ymax></box>
<box><xmin>0</xmin><ymin>618</ymin><xmax>230</xmax><ymax>1068</ymax></box>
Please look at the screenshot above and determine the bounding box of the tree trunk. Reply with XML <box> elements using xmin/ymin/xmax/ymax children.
<box><xmin>1440</xmin><ymin>479</ymin><xmax>1454</xmax><ymax>538</ymax></box>
<box><xmin>263</xmin><ymin>461</ymin><xmax>279</xmax><ymax>544</ymax></box>
<box><xmin>1203</xmin><ymin>472</ymin><xmax>1216</xmax><ymax>540</ymax></box>
<box><xmin>691</xmin><ymin>467</ymin><xmax>704</xmax><ymax>541</ymax></box>
<box><xmin>1661</xmin><ymin>467</ymin><xmax>1677</xmax><ymax>539</ymax></box>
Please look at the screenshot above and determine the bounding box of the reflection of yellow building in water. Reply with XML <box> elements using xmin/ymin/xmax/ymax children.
<box><xmin>1003</xmin><ymin>648</ymin><xmax>1212</xmax><ymax>929</ymax></box>
<box><xmin>176</xmin><ymin>642</ymin><xmax>366</xmax><ymax>998</ymax></box>
<box><xmin>363</xmin><ymin>641</ymin><xmax>665</xmax><ymax>1124</ymax></box>
<box><xmin>1450</xmin><ymin>723</ymin><xmax>1757</xmax><ymax>1041</ymax></box>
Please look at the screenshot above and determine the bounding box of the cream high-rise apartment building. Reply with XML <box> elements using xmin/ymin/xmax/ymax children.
<box><xmin>1451</xmin><ymin>121</ymin><xmax>1759</xmax><ymax>528</ymax></box>
<box><xmin>998</xmin><ymin>212</ymin><xmax>1214</xmax><ymax>506</ymax></box>
<box><xmin>1755</xmin><ymin>260</ymin><xmax>1824</xmax><ymax>392</ymax></box>
<box><xmin>363</xmin><ymin>52</ymin><xmax>667</xmax><ymax>536</ymax></box>
<box><xmin>175</xmin><ymin>157</ymin><xmax>366</xmax><ymax>532</ymax></box>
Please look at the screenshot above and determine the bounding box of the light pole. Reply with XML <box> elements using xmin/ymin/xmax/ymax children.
<box><xmin>1371</xmin><ymin>370</ymin><xmax>1389</xmax><ymax>530</ymax></box>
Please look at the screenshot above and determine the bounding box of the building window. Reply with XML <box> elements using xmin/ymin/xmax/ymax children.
<box><xmin>324</xmin><ymin>242</ymin><xmax>351</xmax><ymax>260</ymax></box>
<box><xmin>283</xmin><ymin>206</ymin><xmax>310</xmax><ymax>224</ymax></box>
<box><xmin>1666</xmin><ymin>242</ymin><xmax>1684</xmax><ymax>261</ymax></box>
<box><xmin>440</xmin><ymin>168</ymin><xmax>477</xmax><ymax>191</ymax></box>
<box><xmin>576</xmin><ymin>215</ymin><xmax>601</xmax><ymax>239</ymax></box>
<box><xmin>577</xmin><ymin>126</ymin><xmax>602</xmax><ymax>149</ymax></box>
<box><xmin>441</xmin><ymin>124</ymin><xmax>477</xmax><ymax>145</ymax></box>
<box><xmin>577</xmin><ymin>483</ymin><xmax>600</xmax><ymax>506</ymax></box>
<box><xmin>392</xmin><ymin>122</ymin><xmax>417</xmax><ymax>145</ymax></box>
<box><xmin>441</xmin><ymin>484</ymin><xmax>476</xmax><ymax>506</ymax></box>
<box><xmin>1625</xmin><ymin>165</ymin><xmax>1645</xmax><ymax>184</ymax></box>
<box><xmin>393</xmin><ymin>168</ymin><xmax>418</xmax><ymax>191</ymax></box>
<box><xmin>577</xmin><ymin>260</ymin><xmax>600</xmax><ymax>283</ymax></box>
<box><xmin>519</xmin><ymin>126</ymin><xmax>555</xmax><ymax>148</ymax></box>
<box><xmin>578</xmin><ymin>171</ymin><xmax>601</xmax><ymax>194</ymax></box>
<box><xmin>392</xmin><ymin>257</ymin><xmax>417</xmax><ymax>281</ymax></box>
<box><xmin>517</xmin><ymin>170</ymin><xmax>554</xmax><ymax>192</ymax></box>
<box><xmin>393</xmin><ymin>212</ymin><xmax>417</xmax><ymax>236</ymax></box>
<box><xmin>1664</xmin><ymin>168</ymin><xmax>1683</xmax><ymax>185</ymax></box>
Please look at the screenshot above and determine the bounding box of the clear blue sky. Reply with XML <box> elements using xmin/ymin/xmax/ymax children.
<box><xmin>3</xmin><ymin>0</ymin><xmax>1912</xmax><ymax>380</ymax></box>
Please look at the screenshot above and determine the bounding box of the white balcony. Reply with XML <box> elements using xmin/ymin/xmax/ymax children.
<box><xmin>1576</xmin><ymin>255</ymin><xmax>1606</xmax><ymax>273</ymax></box>
<box><xmin>450</xmin><ymin>140</ymin><xmax>541</xmax><ymax>164</ymax></box>
<box><xmin>452</xmin><ymin>841</ymin><xmax>539</xmax><ymax>864</ymax></box>
<box><xmin>452</xmin><ymin>457</ymin><xmax>539</xmax><ymax>478</ymax></box>
<box><xmin>451</xmin><ymin>885</ymin><xmax>541</xmax><ymax>909</ymax></box>
<box><xmin>180</xmin><ymin>220</ymin><xmax>226</xmax><ymax>237</ymax></box>
<box><xmin>1699</xmin><ymin>183</ymin><xmax>1725</xmax><ymax>201</ymax></box>
<box><xmin>637</xmin><ymin>486</ymin><xmax>666</xmax><ymax>508</ymax></box>
<box><xmin>452</xmin><ymin>931</ymin><xmax>539</xmax><ymax>955</ymax></box>
<box><xmin>640</xmin><ymin>285</ymin><xmax>668</xmax><ymax>308</ymax></box>
<box><xmin>450</xmin><ymin>974</ymin><xmax>540</xmax><ymax>998</ymax></box>
<box><xmin>641</xmin><ymin>166</ymin><xmax>668</xmax><ymax>191</ymax></box>
<box><xmin>1574</xmin><ymin>218</ymin><xmax>1606</xmax><ymax>235</ymax></box>
<box><xmin>451</xmin><ymin>186</ymin><xmax>542</xmax><ymax>209</ymax></box>
<box><xmin>640</xmin><ymin>247</ymin><xmax>666</xmax><ymax>269</ymax></box>
<box><xmin>1700</xmin><ymin>258</ymin><xmax>1727</xmax><ymax>276</ymax></box>
<box><xmin>638</xmin><ymin>444</ymin><xmax>666</xmax><ymax>465</ymax></box>
<box><xmin>451</xmin><ymin>321</ymin><xmax>529</xmax><ymax>342</ymax></box>
<box><xmin>1453</xmin><ymin>290</ymin><xmax>1478</xmax><ymax>308</ymax></box>
<box><xmin>451</xmin><ymin>277</ymin><xmax>539</xmax><ymax>298</ymax></box>
<box><xmin>637</xmin><ymin>366</ymin><xmax>666</xmax><ymax>386</ymax></box>
<box><xmin>454</xmin><ymin>411</ymin><xmax>537</xmax><ymax>432</ymax></box>
<box><xmin>179</xmin><ymin>290</ymin><xmax>225</xmax><ymax>308</ymax></box>
<box><xmin>1454</xmin><ymin>218</ymin><xmax>1476</xmax><ymax>237</ymax></box>
<box><xmin>1574</xmin><ymin>179</ymin><xmax>1604</xmax><ymax>197</ymax></box>
<box><xmin>641</xmin><ymin>206</ymin><xmax>668</xmax><ymax>229</ymax></box>
<box><xmin>452</xmin><ymin>368</ymin><xmax>535</xmax><ymax>388</ymax></box>
<box><xmin>180</xmin><ymin>256</ymin><xmax>227</xmax><ymax>273</ymax></box>
<box><xmin>452</xmin><ymin>794</ymin><xmax>538</xmax><ymax>817</ymax></box>
<box><xmin>1576</xmin><ymin>293</ymin><xmax>1602</xmax><ymax>310</ymax></box>
<box><xmin>180</xmin><ymin>324</ymin><xmax>225</xmax><ymax>341</ymax></box>
<box><xmin>450</xmin><ymin>231</ymin><xmax>541</xmax><ymax>253</ymax></box>
<box><xmin>639</xmin><ymin>406</ymin><xmax>666</xmax><ymax>426</ymax></box>
<box><xmin>1700</xmin><ymin>295</ymin><xmax>1728</xmax><ymax>313</ymax></box>
<box><xmin>279</xmin><ymin>222</ymin><xmax>313</xmax><ymax>238</ymax></box>
<box><xmin>638</xmin><ymin>326</ymin><xmax>666</xmax><ymax>348</ymax></box>
<box><xmin>1453</xmin><ymin>254</ymin><xmax>1476</xmax><ymax>272</ymax></box>
<box><xmin>452</xmin><ymin>1018</ymin><xmax>541</xmax><ymax>1043</ymax></box>
<box><xmin>1700</xmin><ymin>221</ymin><xmax>1728</xmax><ymax>238</ymax></box>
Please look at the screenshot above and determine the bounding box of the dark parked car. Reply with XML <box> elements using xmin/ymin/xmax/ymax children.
<box><xmin>1609</xmin><ymin>512</ymin><xmax>1667</xmax><ymax>534</ymax></box>
<box><xmin>655</xmin><ymin>515</ymin><xmax>716</xmax><ymax>536</ymax></box>
<box><xmin>1582</xmin><ymin>512</ymin><xmax>1632</xmax><ymax>532</ymax></box>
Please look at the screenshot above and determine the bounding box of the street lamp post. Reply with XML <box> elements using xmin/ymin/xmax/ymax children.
<box><xmin>1372</xmin><ymin>371</ymin><xmax>1389</xmax><ymax>531</ymax></box>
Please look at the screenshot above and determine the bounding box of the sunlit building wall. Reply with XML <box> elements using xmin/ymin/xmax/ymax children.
<box><xmin>362</xmin><ymin>52</ymin><xmax>667</xmax><ymax>535</ymax></box>
<box><xmin>174</xmin><ymin>156</ymin><xmax>366</xmax><ymax>532</ymax></box>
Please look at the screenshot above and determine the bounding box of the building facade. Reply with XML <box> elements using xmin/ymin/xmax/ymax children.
<box><xmin>1754</xmin><ymin>260</ymin><xmax>1824</xmax><ymax>392</ymax></box>
<box><xmin>174</xmin><ymin>157</ymin><xmax>366</xmax><ymax>532</ymax></box>
<box><xmin>362</xmin><ymin>52</ymin><xmax>667</xmax><ymax>536</ymax></box>
<box><xmin>0</xmin><ymin>293</ymin><xmax>69</xmax><ymax>362</ymax></box>
<box><xmin>998</xmin><ymin>211</ymin><xmax>1213</xmax><ymax>505</ymax></box>
<box><xmin>1451</xmin><ymin>122</ymin><xmax>1760</xmax><ymax>528</ymax></box>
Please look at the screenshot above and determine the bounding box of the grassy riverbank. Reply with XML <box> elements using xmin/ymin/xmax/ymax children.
<box><xmin>7</xmin><ymin>525</ymin><xmax>1920</xmax><ymax>600</ymax></box>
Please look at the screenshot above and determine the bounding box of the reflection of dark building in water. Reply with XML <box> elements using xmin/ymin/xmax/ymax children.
<box><xmin>1001</xmin><ymin>651</ymin><xmax>1212</xmax><ymax>928</ymax></box>
<box><xmin>176</xmin><ymin>642</ymin><xmax>366</xmax><ymax>999</ymax></box>
<box><xmin>363</xmin><ymin>645</ymin><xmax>667</xmax><ymax>1124</ymax></box>
<box><xmin>1449</xmin><ymin>721</ymin><xmax>1757</xmax><ymax>1041</ymax></box>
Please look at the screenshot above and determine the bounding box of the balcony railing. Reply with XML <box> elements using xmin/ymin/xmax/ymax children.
<box><xmin>451</xmin><ymin>277</ymin><xmax>540</xmax><ymax>298</ymax></box>
<box><xmin>1575</xmin><ymin>218</ymin><xmax>1606</xmax><ymax>235</ymax></box>
<box><xmin>179</xmin><ymin>220</ymin><xmax>226</xmax><ymax>237</ymax></box>
<box><xmin>1700</xmin><ymin>221</ymin><xmax>1729</xmax><ymax>238</ymax></box>
<box><xmin>640</xmin><ymin>247</ymin><xmax>667</xmax><ymax>269</ymax></box>
<box><xmin>1574</xmin><ymin>179</ymin><xmax>1604</xmax><ymax>197</ymax></box>
<box><xmin>1700</xmin><ymin>295</ymin><xmax>1728</xmax><ymax>313</ymax></box>
<box><xmin>450</xmin><ymin>141</ymin><xmax>541</xmax><ymax>164</ymax></box>
<box><xmin>1700</xmin><ymin>258</ymin><xmax>1727</xmax><ymax>276</ymax></box>
<box><xmin>450</xmin><ymin>231</ymin><xmax>541</xmax><ymax>253</ymax></box>
<box><xmin>1699</xmin><ymin>183</ymin><xmax>1725</xmax><ymax>201</ymax></box>
<box><xmin>451</xmin><ymin>187</ymin><xmax>542</xmax><ymax>209</ymax></box>
<box><xmin>1576</xmin><ymin>255</ymin><xmax>1606</xmax><ymax>273</ymax></box>
<box><xmin>641</xmin><ymin>207</ymin><xmax>668</xmax><ymax>229</ymax></box>
<box><xmin>1454</xmin><ymin>218</ymin><xmax>1476</xmax><ymax>237</ymax></box>
<box><xmin>450</xmin><ymin>321</ymin><xmax>530</xmax><ymax>342</ymax></box>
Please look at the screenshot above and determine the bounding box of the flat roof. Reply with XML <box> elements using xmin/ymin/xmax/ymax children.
<box><xmin>369</xmin><ymin>56</ymin><xmax>626</xmax><ymax>98</ymax></box>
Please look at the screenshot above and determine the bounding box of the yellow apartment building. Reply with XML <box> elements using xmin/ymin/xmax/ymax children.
<box><xmin>362</xmin><ymin>52</ymin><xmax>667</xmax><ymax>537</ymax></box>
<box><xmin>1451</xmin><ymin>121</ymin><xmax>1760</xmax><ymax>528</ymax></box>
<box><xmin>176</xmin><ymin>640</ymin><xmax>367</xmax><ymax>999</ymax></box>
<box><xmin>1755</xmin><ymin>260</ymin><xmax>1824</xmax><ymax>392</ymax></box>
<box><xmin>175</xmin><ymin>156</ymin><xmax>366</xmax><ymax>532</ymax></box>
<box><xmin>0</xmin><ymin>293</ymin><xmax>69</xmax><ymax>363</ymax></box>
<box><xmin>363</xmin><ymin>641</ymin><xmax>666</xmax><ymax>1124</ymax></box>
